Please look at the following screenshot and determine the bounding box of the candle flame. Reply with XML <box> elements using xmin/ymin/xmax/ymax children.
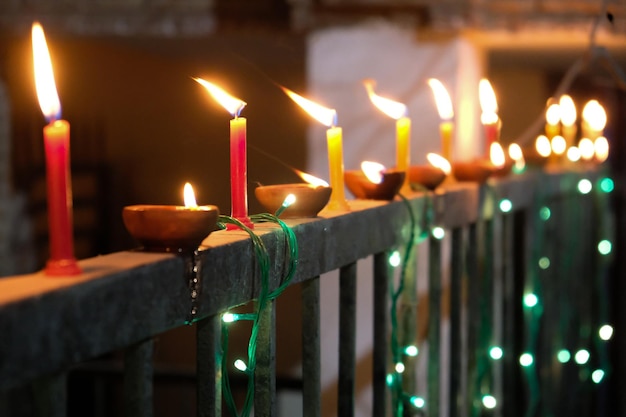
<box><xmin>427</xmin><ymin>79</ymin><xmax>454</xmax><ymax>120</ymax></box>
<box><xmin>551</xmin><ymin>135</ymin><xmax>566</xmax><ymax>155</ymax></box>
<box><xmin>32</xmin><ymin>22</ymin><xmax>61</xmax><ymax>122</ymax></box>
<box><xmin>295</xmin><ymin>169</ymin><xmax>329</xmax><ymax>187</ymax></box>
<box><xmin>594</xmin><ymin>136</ymin><xmax>609</xmax><ymax>162</ymax></box>
<box><xmin>363</xmin><ymin>79</ymin><xmax>407</xmax><ymax>120</ymax></box>
<box><xmin>194</xmin><ymin>78</ymin><xmax>246</xmax><ymax>117</ymax></box>
<box><xmin>361</xmin><ymin>161</ymin><xmax>385</xmax><ymax>184</ymax></box>
<box><xmin>567</xmin><ymin>146</ymin><xmax>581</xmax><ymax>162</ymax></box>
<box><xmin>282</xmin><ymin>87</ymin><xmax>337</xmax><ymax>127</ymax></box>
<box><xmin>426</xmin><ymin>152</ymin><xmax>452</xmax><ymax>175</ymax></box>
<box><xmin>183</xmin><ymin>182</ymin><xmax>198</xmax><ymax>207</ymax></box>
<box><xmin>582</xmin><ymin>99</ymin><xmax>607</xmax><ymax>131</ymax></box>
<box><xmin>508</xmin><ymin>143</ymin><xmax>523</xmax><ymax>161</ymax></box>
<box><xmin>535</xmin><ymin>135</ymin><xmax>552</xmax><ymax>157</ymax></box>
<box><xmin>490</xmin><ymin>142</ymin><xmax>506</xmax><ymax>168</ymax></box>
<box><xmin>546</xmin><ymin>103</ymin><xmax>561</xmax><ymax>125</ymax></box>
<box><xmin>578</xmin><ymin>138</ymin><xmax>595</xmax><ymax>161</ymax></box>
<box><xmin>479</xmin><ymin>79</ymin><xmax>498</xmax><ymax>124</ymax></box>
<box><xmin>559</xmin><ymin>95</ymin><xmax>577</xmax><ymax>127</ymax></box>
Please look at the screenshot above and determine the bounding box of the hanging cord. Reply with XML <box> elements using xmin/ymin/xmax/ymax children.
<box><xmin>388</xmin><ymin>193</ymin><xmax>435</xmax><ymax>415</ymax></box>
<box><xmin>216</xmin><ymin>211</ymin><xmax>298</xmax><ymax>417</ymax></box>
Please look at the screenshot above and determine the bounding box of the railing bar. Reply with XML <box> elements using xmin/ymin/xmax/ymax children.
<box><xmin>338</xmin><ymin>262</ymin><xmax>357</xmax><ymax>417</ymax></box>
<box><xmin>465</xmin><ymin>222</ymin><xmax>479</xmax><ymax>415</ymax></box>
<box><xmin>449</xmin><ymin>227</ymin><xmax>463</xmax><ymax>417</ymax></box>
<box><xmin>124</xmin><ymin>338</ymin><xmax>154</xmax><ymax>417</ymax></box>
<box><xmin>197</xmin><ymin>315</ymin><xmax>222</xmax><ymax>417</ymax></box>
<box><xmin>32</xmin><ymin>372</ymin><xmax>67</xmax><ymax>417</ymax></box>
<box><xmin>373</xmin><ymin>252</ymin><xmax>390</xmax><ymax>417</ymax></box>
<box><xmin>302</xmin><ymin>276</ymin><xmax>321</xmax><ymax>417</ymax></box>
<box><xmin>428</xmin><ymin>236</ymin><xmax>442</xmax><ymax>417</ymax></box>
<box><xmin>254</xmin><ymin>299</ymin><xmax>276</xmax><ymax>417</ymax></box>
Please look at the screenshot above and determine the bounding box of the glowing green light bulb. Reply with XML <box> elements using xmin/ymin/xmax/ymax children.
<box><xmin>389</xmin><ymin>251</ymin><xmax>401</xmax><ymax>268</ymax></box>
<box><xmin>523</xmin><ymin>293</ymin><xmax>538</xmax><ymax>308</ymax></box>
<box><xmin>574</xmin><ymin>349</ymin><xmax>590</xmax><ymax>365</ymax></box>
<box><xmin>222</xmin><ymin>313</ymin><xmax>236</xmax><ymax>323</ymax></box>
<box><xmin>386</xmin><ymin>373</ymin><xmax>394</xmax><ymax>386</ymax></box>
<box><xmin>599</xmin><ymin>177</ymin><xmax>614</xmax><ymax>193</ymax></box>
<box><xmin>234</xmin><ymin>359</ymin><xmax>248</xmax><ymax>372</ymax></box>
<box><xmin>489</xmin><ymin>346</ymin><xmax>504</xmax><ymax>360</ymax></box>
<box><xmin>539</xmin><ymin>206</ymin><xmax>551</xmax><ymax>221</ymax></box>
<box><xmin>410</xmin><ymin>396</ymin><xmax>425</xmax><ymax>408</ymax></box>
<box><xmin>482</xmin><ymin>395</ymin><xmax>497</xmax><ymax>409</ymax></box>
<box><xmin>395</xmin><ymin>362</ymin><xmax>405</xmax><ymax>373</ymax></box>
<box><xmin>598</xmin><ymin>240</ymin><xmax>612</xmax><ymax>255</ymax></box>
<box><xmin>432</xmin><ymin>227</ymin><xmax>445</xmax><ymax>240</ymax></box>
<box><xmin>538</xmin><ymin>257</ymin><xmax>550</xmax><ymax>269</ymax></box>
<box><xmin>599</xmin><ymin>324</ymin><xmax>614</xmax><ymax>341</ymax></box>
<box><xmin>557</xmin><ymin>349</ymin><xmax>571</xmax><ymax>363</ymax></box>
<box><xmin>577</xmin><ymin>179</ymin><xmax>592</xmax><ymax>194</ymax></box>
<box><xmin>404</xmin><ymin>345</ymin><xmax>419</xmax><ymax>357</ymax></box>
<box><xmin>519</xmin><ymin>353</ymin><xmax>534</xmax><ymax>367</ymax></box>
<box><xmin>499</xmin><ymin>199</ymin><xmax>513</xmax><ymax>213</ymax></box>
<box><xmin>592</xmin><ymin>369</ymin><xmax>605</xmax><ymax>384</ymax></box>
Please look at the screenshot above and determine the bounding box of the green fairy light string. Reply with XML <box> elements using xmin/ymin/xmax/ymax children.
<box><xmin>387</xmin><ymin>193</ymin><xmax>433</xmax><ymax>416</ymax></box>
<box><xmin>216</xmin><ymin>198</ymin><xmax>299</xmax><ymax>417</ymax></box>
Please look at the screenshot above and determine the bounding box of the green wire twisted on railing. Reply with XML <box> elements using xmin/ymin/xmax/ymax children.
<box><xmin>216</xmin><ymin>208</ymin><xmax>299</xmax><ymax>417</ymax></box>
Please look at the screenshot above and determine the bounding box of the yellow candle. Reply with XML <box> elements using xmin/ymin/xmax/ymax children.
<box><xmin>428</xmin><ymin>79</ymin><xmax>455</xmax><ymax>163</ymax></box>
<box><xmin>326</xmin><ymin>126</ymin><xmax>349</xmax><ymax>210</ymax></box>
<box><xmin>545</xmin><ymin>103</ymin><xmax>561</xmax><ymax>139</ymax></box>
<box><xmin>396</xmin><ymin>116</ymin><xmax>411</xmax><ymax>192</ymax></box>
<box><xmin>439</xmin><ymin>121</ymin><xmax>453</xmax><ymax>163</ymax></box>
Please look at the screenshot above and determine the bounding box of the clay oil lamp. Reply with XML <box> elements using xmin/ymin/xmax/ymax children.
<box><xmin>123</xmin><ymin>183</ymin><xmax>219</xmax><ymax>253</ymax></box>
<box><xmin>345</xmin><ymin>161</ymin><xmax>405</xmax><ymax>200</ymax></box>
<box><xmin>408</xmin><ymin>153</ymin><xmax>451</xmax><ymax>191</ymax></box>
<box><xmin>255</xmin><ymin>171</ymin><xmax>332</xmax><ymax>218</ymax></box>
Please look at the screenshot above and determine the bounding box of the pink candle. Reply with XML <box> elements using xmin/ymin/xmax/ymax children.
<box><xmin>32</xmin><ymin>22</ymin><xmax>81</xmax><ymax>276</ymax></box>
<box><xmin>194</xmin><ymin>78</ymin><xmax>252</xmax><ymax>229</ymax></box>
<box><xmin>229</xmin><ymin>117</ymin><xmax>252</xmax><ymax>228</ymax></box>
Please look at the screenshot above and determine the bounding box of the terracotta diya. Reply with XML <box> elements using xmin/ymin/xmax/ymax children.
<box><xmin>255</xmin><ymin>183</ymin><xmax>332</xmax><ymax>218</ymax></box>
<box><xmin>344</xmin><ymin>161</ymin><xmax>405</xmax><ymax>200</ymax></box>
<box><xmin>122</xmin><ymin>183</ymin><xmax>219</xmax><ymax>252</ymax></box>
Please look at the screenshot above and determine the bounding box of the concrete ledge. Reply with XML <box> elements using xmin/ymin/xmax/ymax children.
<box><xmin>0</xmin><ymin>168</ymin><xmax>601</xmax><ymax>390</ymax></box>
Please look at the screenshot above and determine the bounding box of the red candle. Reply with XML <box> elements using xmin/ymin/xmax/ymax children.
<box><xmin>479</xmin><ymin>79</ymin><xmax>501</xmax><ymax>158</ymax></box>
<box><xmin>194</xmin><ymin>78</ymin><xmax>252</xmax><ymax>229</ymax></box>
<box><xmin>32</xmin><ymin>22</ymin><xmax>81</xmax><ymax>276</ymax></box>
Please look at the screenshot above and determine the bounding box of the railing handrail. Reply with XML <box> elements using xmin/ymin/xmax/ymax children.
<box><xmin>0</xmin><ymin>168</ymin><xmax>601</xmax><ymax>392</ymax></box>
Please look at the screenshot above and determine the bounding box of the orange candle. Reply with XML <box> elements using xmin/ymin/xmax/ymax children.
<box><xmin>32</xmin><ymin>22</ymin><xmax>81</xmax><ymax>276</ymax></box>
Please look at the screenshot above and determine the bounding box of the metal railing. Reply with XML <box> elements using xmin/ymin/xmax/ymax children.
<box><xmin>0</xmin><ymin>168</ymin><xmax>615</xmax><ymax>417</ymax></box>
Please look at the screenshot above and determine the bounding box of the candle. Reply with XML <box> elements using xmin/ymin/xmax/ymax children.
<box><xmin>545</xmin><ymin>102</ymin><xmax>561</xmax><ymax>139</ymax></box>
<box><xmin>194</xmin><ymin>78</ymin><xmax>252</xmax><ymax>229</ymax></box>
<box><xmin>32</xmin><ymin>22</ymin><xmax>81</xmax><ymax>276</ymax></box>
<box><xmin>479</xmin><ymin>79</ymin><xmax>500</xmax><ymax>157</ymax></box>
<box><xmin>363</xmin><ymin>80</ymin><xmax>411</xmax><ymax>193</ymax></box>
<box><xmin>427</xmin><ymin>79</ymin><xmax>454</xmax><ymax>163</ymax></box>
<box><xmin>282</xmin><ymin>87</ymin><xmax>349</xmax><ymax>211</ymax></box>
<box><xmin>581</xmin><ymin>99</ymin><xmax>607</xmax><ymax>140</ymax></box>
<box><xmin>559</xmin><ymin>95</ymin><xmax>577</xmax><ymax>148</ymax></box>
